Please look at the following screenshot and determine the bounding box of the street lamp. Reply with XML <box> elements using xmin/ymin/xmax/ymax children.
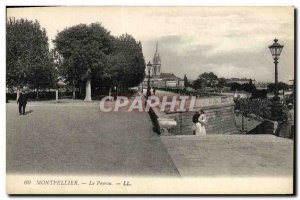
<box><xmin>146</xmin><ymin>61</ymin><xmax>152</xmax><ymax>99</ymax></box>
<box><xmin>268</xmin><ymin>38</ymin><xmax>284</xmax><ymax>120</ymax></box>
<box><xmin>269</xmin><ymin>38</ymin><xmax>284</xmax><ymax>100</ymax></box>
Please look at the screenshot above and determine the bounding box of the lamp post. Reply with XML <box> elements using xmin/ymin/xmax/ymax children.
<box><xmin>268</xmin><ymin>38</ymin><xmax>284</xmax><ymax>120</ymax></box>
<box><xmin>146</xmin><ymin>61</ymin><xmax>152</xmax><ymax>99</ymax></box>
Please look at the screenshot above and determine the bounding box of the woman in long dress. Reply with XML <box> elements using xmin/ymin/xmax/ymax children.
<box><xmin>195</xmin><ymin>110</ymin><xmax>207</xmax><ymax>135</ymax></box>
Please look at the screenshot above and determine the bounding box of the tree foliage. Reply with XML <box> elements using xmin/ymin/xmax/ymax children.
<box><xmin>105</xmin><ymin>34</ymin><xmax>145</xmax><ymax>89</ymax></box>
<box><xmin>183</xmin><ymin>74</ymin><xmax>188</xmax><ymax>87</ymax></box>
<box><xmin>54</xmin><ymin>24</ymin><xmax>145</xmax><ymax>98</ymax></box>
<box><xmin>6</xmin><ymin>18</ymin><xmax>53</xmax><ymax>90</ymax></box>
<box><xmin>227</xmin><ymin>80</ymin><xmax>256</xmax><ymax>93</ymax></box>
<box><xmin>192</xmin><ymin>78</ymin><xmax>205</xmax><ymax>90</ymax></box>
<box><xmin>193</xmin><ymin>72</ymin><xmax>218</xmax><ymax>89</ymax></box>
<box><xmin>53</xmin><ymin>23</ymin><xmax>114</xmax><ymax>89</ymax></box>
<box><xmin>217</xmin><ymin>77</ymin><xmax>227</xmax><ymax>88</ymax></box>
<box><xmin>243</xmin><ymin>79</ymin><xmax>256</xmax><ymax>93</ymax></box>
<box><xmin>198</xmin><ymin>72</ymin><xmax>218</xmax><ymax>87</ymax></box>
<box><xmin>267</xmin><ymin>82</ymin><xmax>289</xmax><ymax>93</ymax></box>
<box><xmin>228</xmin><ymin>82</ymin><xmax>243</xmax><ymax>91</ymax></box>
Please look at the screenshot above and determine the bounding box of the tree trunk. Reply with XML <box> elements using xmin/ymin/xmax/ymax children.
<box><xmin>56</xmin><ymin>89</ymin><xmax>59</xmax><ymax>102</ymax></box>
<box><xmin>84</xmin><ymin>78</ymin><xmax>92</xmax><ymax>101</ymax></box>
<box><xmin>16</xmin><ymin>87</ymin><xmax>20</xmax><ymax>102</ymax></box>
<box><xmin>72</xmin><ymin>86</ymin><xmax>76</xmax><ymax>99</ymax></box>
<box><xmin>79</xmin><ymin>83</ymin><xmax>82</xmax><ymax>95</ymax></box>
<box><xmin>36</xmin><ymin>87</ymin><xmax>39</xmax><ymax>100</ymax></box>
<box><xmin>72</xmin><ymin>77</ymin><xmax>76</xmax><ymax>99</ymax></box>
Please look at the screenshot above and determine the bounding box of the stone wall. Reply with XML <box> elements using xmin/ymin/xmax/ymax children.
<box><xmin>141</xmin><ymin>90</ymin><xmax>238</xmax><ymax>135</ymax></box>
<box><xmin>192</xmin><ymin>95</ymin><xmax>235</xmax><ymax>108</ymax></box>
<box><xmin>167</xmin><ymin>104</ymin><xmax>238</xmax><ymax>135</ymax></box>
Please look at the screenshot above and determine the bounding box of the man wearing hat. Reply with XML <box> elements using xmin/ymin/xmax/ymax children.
<box><xmin>286</xmin><ymin>103</ymin><xmax>294</xmax><ymax>139</ymax></box>
<box><xmin>17</xmin><ymin>90</ymin><xmax>27</xmax><ymax>115</ymax></box>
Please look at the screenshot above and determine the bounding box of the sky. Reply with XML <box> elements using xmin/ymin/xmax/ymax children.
<box><xmin>7</xmin><ymin>6</ymin><xmax>294</xmax><ymax>83</ymax></box>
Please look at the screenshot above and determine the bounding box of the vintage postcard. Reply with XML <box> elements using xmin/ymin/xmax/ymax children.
<box><xmin>6</xmin><ymin>6</ymin><xmax>294</xmax><ymax>194</ymax></box>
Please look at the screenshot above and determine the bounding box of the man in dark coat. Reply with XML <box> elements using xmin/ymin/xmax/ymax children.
<box><xmin>17</xmin><ymin>90</ymin><xmax>27</xmax><ymax>115</ymax></box>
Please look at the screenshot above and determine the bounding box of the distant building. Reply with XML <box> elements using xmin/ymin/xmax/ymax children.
<box><xmin>226</xmin><ymin>78</ymin><xmax>256</xmax><ymax>85</ymax></box>
<box><xmin>151</xmin><ymin>42</ymin><xmax>161</xmax><ymax>77</ymax></box>
<box><xmin>151</xmin><ymin>73</ymin><xmax>184</xmax><ymax>88</ymax></box>
<box><xmin>255</xmin><ymin>82</ymin><xmax>270</xmax><ymax>90</ymax></box>
<box><xmin>143</xmin><ymin>42</ymin><xmax>184</xmax><ymax>88</ymax></box>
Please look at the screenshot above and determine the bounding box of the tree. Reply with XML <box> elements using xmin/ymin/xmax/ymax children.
<box><xmin>109</xmin><ymin>34</ymin><xmax>145</xmax><ymax>91</ymax></box>
<box><xmin>193</xmin><ymin>72</ymin><xmax>218</xmax><ymax>90</ymax></box>
<box><xmin>198</xmin><ymin>72</ymin><xmax>218</xmax><ymax>87</ymax></box>
<box><xmin>250</xmin><ymin>89</ymin><xmax>267</xmax><ymax>99</ymax></box>
<box><xmin>267</xmin><ymin>82</ymin><xmax>289</xmax><ymax>93</ymax></box>
<box><xmin>217</xmin><ymin>77</ymin><xmax>227</xmax><ymax>88</ymax></box>
<box><xmin>243</xmin><ymin>79</ymin><xmax>256</xmax><ymax>93</ymax></box>
<box><xmin>228</xmin><ymin>82</ymin><xmax>243</xmax><ymax>91</ymax></box>
<box><xmin>184</xmin><ymin>74</ymin><xmax>188</xmax><ymax>87</ymax></box>
<box><xmin>192</xmin><ymin>78</ymin><xmax>206</xmax><ymax>90</ymax></box>
<box><xmin>104</xmin><ymin>53</ymin><xmax>127</xmax><ymax>92</ymax></box>
<box><xmin>53</xmin><ymin>23</ymin><xmax>114</xmax><ymax>101</ymax></box>
<box><xmin>6</xmin><ymin>18</ymin><xmax>53</xmax><ymax>99</ymax></box>
<box><xmin>49</xmin><ymin>49</ymin><xmax>64</xmax><ymax>88</ymax></box>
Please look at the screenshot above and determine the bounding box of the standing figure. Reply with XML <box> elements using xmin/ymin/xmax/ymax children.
<box><xmin>153</xmin><ymin>87</ymin><xmax>156</xmax><ymax>95</ymax></box>
<box><xmin>192</xmin><ymin>111</ymin><xmax>200</xmax><ymax>135</ymax></box>
<box><xmin>17</xmin><ymin>90</ymin><xmax>27</xmax><ymax>115</ymax></box>
<box><xmin>195</xmin><ymin>109</ymin><xmax>207</xmax><ymax>135</ymax></box>
<box><xmin>286</xmin><ymin>103</ymin><xmax>294</xmax><ymax>139</ymax></box>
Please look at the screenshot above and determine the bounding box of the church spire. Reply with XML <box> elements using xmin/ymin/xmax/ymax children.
<box><xmin>152</xmin><ymin>41</ymin><xmax>161</xmax><ymax>76</ymax></box>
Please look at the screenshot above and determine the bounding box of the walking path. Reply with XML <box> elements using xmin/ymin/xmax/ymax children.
<box><xmin>6</xmin><ymin>102</ymin><xmax>179</xmax><ymax>176</ymax></box>
<box><xmin>7</xmin><ymin>98</ymin><xmax>294</xmax><ymax>177</ymax></box>
<box><xmin>161</xmin><ymin>134</ymin><xmax>293</xmax><ymax>177</ymax></box>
